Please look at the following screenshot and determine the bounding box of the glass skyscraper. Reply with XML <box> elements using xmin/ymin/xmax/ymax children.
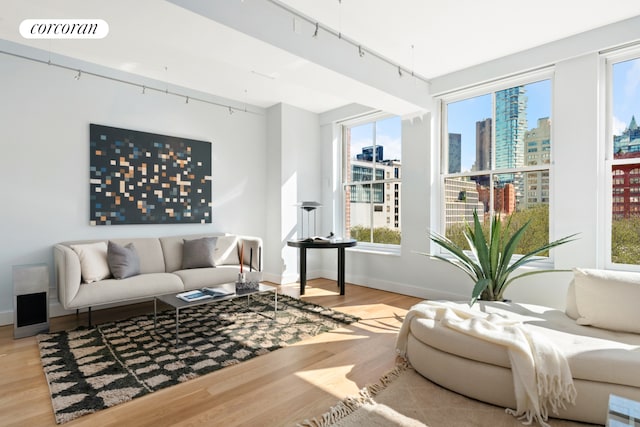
<box><xmin>495</xmin><ymin>87</ymin><xmax>527</xmax><ymax>171</ymax></box>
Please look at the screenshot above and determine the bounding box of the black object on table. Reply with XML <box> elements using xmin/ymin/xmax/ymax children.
<box><xmin>287</xmin><ymin>239</ymin><xmax>357</xmax><ymax>295</ymax></box>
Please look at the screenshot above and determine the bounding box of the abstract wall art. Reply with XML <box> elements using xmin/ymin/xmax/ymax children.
<box><xmin>89</xmin><ymin>124</ymin><xmax>212</xmax><ymax>225</ymax></box>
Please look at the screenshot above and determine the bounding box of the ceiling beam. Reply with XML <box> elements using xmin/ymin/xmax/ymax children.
<box><xmin>168</xmin><ymin>0</ymin><xmax>431</xmax><ymax>111</ymax></box>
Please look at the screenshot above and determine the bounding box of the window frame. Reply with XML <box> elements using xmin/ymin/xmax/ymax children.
<box><xmin>603</xmin><ymin>46</ymin><xmax>640</xmax><ymax>270</ymax></box>
<box><xmin>340</xmin><ymin>112</ymin><xmax>402</xmax><ymax>252</ymax></box>
<box><xmin>437</xmin><ymin>68</ymin><xmax>556</xmax><ymax>262</ymax></box>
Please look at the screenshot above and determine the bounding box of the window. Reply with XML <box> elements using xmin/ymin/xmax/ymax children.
<box><xmin>607</xmin><ymin>52</ymin><xmax>640</xmax><ymax>266</ymax></box>
<box><xmin>343</xmin><ymin>115</ymin><xmax>401</xmax><ymax>245</ymax></box>
<box><xmin>441</xmin><ymin>76</ymin><xmax>552</xmax><ymax>255</ymax></box>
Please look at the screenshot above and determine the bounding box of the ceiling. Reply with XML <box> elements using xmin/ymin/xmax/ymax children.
<box><xmin>2</xmin><ymin>0</ymin><xmax>640</xmax><ymax>115</ymax></box>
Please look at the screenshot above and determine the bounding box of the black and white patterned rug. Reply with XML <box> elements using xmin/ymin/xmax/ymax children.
<box><xmin>37</xmin><ymin>294</ymin><xmax>359</xmax><ymax>424</ymax></box>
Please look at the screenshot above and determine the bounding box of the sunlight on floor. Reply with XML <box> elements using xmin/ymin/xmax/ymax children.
<box><xmin>295</xmin><ymin>364</ymin><xmax>359</xmax><ymax>396</ymax></box>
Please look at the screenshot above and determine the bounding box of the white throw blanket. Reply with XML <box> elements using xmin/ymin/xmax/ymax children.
<box><xmin>396</xmin><ymin>301</ymin><xmax>576</xmax><ymax>427</ymax></box>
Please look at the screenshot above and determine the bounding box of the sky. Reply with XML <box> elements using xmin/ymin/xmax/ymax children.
<box><xmin>349</xmin><ymin>116</ymin><xmax>401</xmax><ymax>161</ymax></box>
<box><xmin>612</xmin><ymin>57</ymin><xmax>640</xmax><ymax>135</ymax></box>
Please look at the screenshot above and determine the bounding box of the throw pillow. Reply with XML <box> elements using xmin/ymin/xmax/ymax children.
<box><xmin>573</xmin><ymin>267</ymin><xmax>640</xmax><ymax>333</ymax></box>
<box><xmin>214</xmin><ymin>235</ymin><xmax>240</xmax><ymax>265</ymax></box>
<box><xmin>107</xmin><ymin>241</ymin><xmax>141</xmax><ymax>279</ymax></box>
<box><xmin>182</xmin><ymin>237</ymin><xmax>217</xmax><ymax>269</ymax></box>
<box><xmin>70</xmin><ymin>241</ymin><xmax>111</xmax><ymax>283</ymax></box>
<box><xmin>564</xmin><ymin>279</ymin><xmax>580</xmax><ymax>320</ymax></box>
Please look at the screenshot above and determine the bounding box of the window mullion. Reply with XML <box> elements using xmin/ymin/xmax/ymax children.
<box><xmin>370</xmin><ymin>122</ymin><xmax>376</xmax><ymax>243</ymax></box>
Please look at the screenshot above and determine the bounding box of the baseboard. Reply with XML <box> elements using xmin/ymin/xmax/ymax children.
<box><xmin>319</xmin><ymin>268</ymin><xmax>467</xmax><ymax>301</ymax></box>
<box><xmin>0</xmin><ymin>310</ymin><xmax>12</xmax><ymax>327</ymax></box>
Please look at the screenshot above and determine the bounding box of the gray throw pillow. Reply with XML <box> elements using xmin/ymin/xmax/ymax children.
<box><xmin>107</xmin><ymin>241</ymin><xmax>141</xmax><ymax>279</ymax></box>
<box><xmin>182</xmin><ymin>237</ymin><xmax>217</xmax><ymax>269</ymax></box>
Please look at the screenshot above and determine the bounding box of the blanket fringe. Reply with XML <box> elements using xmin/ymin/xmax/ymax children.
<box><xmin>504</xmin><ymin>372</ymin><xmax>578</xmax><ymax>427</ymax></box>
<box><xmin>296</xmin><ymin>359</ymin><xmax>410</xmax><ymax>427</ymax></box>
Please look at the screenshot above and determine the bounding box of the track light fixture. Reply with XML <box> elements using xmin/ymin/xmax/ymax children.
<box><xmin>264</xmin><ymin>0</ymin><xmax>427</xmax><ymax>85</ymax></box>
<box><xmin>1</xmin><ymin>49</ymin><xmax>262</xmax><ymax>115</ymax></box>
<box><xmin>185</xmin><ymin>96</ymin><xmax>189</xmax><ymax>104</ymax></box>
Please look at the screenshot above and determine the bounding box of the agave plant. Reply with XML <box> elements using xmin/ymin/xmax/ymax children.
<box><xmin>427</xmin><ymin>210</ymin><xmax>578</xmax><ymax>306</ymax></box>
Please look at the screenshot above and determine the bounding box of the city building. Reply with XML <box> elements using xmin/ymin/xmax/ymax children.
<box><xmin>347</xmin><ymin>147</ymin><xmax>402</xmax><ymax>233</ymax></box>
<box><xmin>614</xmin><ymin>116</ymin><xmax>640</xmax><ymax>157</ymax></box>
<box><xmin>476</xmin><ymin>118</ymin><xmax>492</xmax><ymax>173</ymax></box>
<box><xmin>448</xmin><ymin>133</ymin><xmax>461</xmax><ymax>173</ymax></box>
<box><xmin>476</xmin><ymin>182</ymin><xmax>516</xmax><ymax>216</ymax></box>
<box><xmin>495</xmin><ymin>87</ymin><xmax>527</xmax><ymax>193</ymax></box>
<box><xmin>612</xmin><ymin>116</ymin><xmax>640</xmax><ymax>219</ymax></box>
<box><xmin>356</xmin><ymin>145</ymin><xmax>384</xmax><ymax>162</ymax></box>
<box><xmin>444</xmin><ymin>178</ymin><xmax>484</xmax><ymax>228</ymax></box>
<box><xmin>523</xmin><ymin>117</ymin><xmax>551</xmax><ymax>209</ymax></box>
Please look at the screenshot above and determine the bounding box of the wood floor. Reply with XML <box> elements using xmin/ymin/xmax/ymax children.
<box><xmin>0</xmin><ymin>279</ymin><xmax>422</xmax><ymax>427</ymax></box>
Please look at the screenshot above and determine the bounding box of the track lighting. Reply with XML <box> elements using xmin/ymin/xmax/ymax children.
<box><xmin>263</xmin><ymin>1</ymin><xmax>427</xmax><ymax>86</ymax></box>
<box><xmin>2</xmin><ymin>49</ymin><xmax>261</xmax><ymax>115</ymax></box>
<box><xmin>185</xmin><ymin>96</ymin><xmax>189</xmax><ymax>104</ymax></box>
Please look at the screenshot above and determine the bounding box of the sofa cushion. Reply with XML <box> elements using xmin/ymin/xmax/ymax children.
<box><xmin>240</xmin><ymin>237</ymin><xmax>261</xmax><ymax>271</ymax></box>
<box><xmin>214</xmin><ymin>235</ymin><xmax>240</xmax><ymax>265</ymax></box>
<box><xmin>573</xmin><ymin>268</ymin><xmax>640</xmax><ymax>333</ymax></box>
<box><xmin>68</xmin><ymin>273</ymin><xmax>184</xmax><ymax>308</ymax></box>
<box><xmin>110</xmin><ymin>237</ymin><xmax>165</xmax><ymax>274</ymax></box>
<box><xmin>564</xmin><ymin>279</ymin><xmax>579</xmax><ymax>320</ymax></box>
<box><xmin>107</xmin><ymin>241</ymin><xmax>140</xmax><ymax>279</ymax></box>
<box><xmin>182</xmin><ymin>237</ymin><xmax>217</xmax><ymax>269</ymax></box>
<box><xmin>70</xmin><ymin>241</ymin><xmax>111</xmax><ymax>283</ymax></box>
<box><xmin>174</xmin><ymin>265</ymin><xmax>240</xmax><ymax>290</ymax></box>
<box><xmin>159</xmin><ymin>233</ymin><xmax>226</xmax><ymax>272</ymax></box>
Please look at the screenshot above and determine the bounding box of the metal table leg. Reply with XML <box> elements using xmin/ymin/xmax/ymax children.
<box><xmin>299</xmin><ymin>247</ymin><xmax>307</xmax><ymax>295</ymax></box>
<box><xmin>175</xmin><ymin>307</ymin><xmax>180</xmax><ymax>346</ymax></box>
<box><xmin>274</xmin><ymin>290</ymin><xmax>278</xmax><ymax>319</ymax></box>
<box><xmin>338</xmin><ymin>247</ymin><xmax>346</xmax><ymax>295</ymax></box>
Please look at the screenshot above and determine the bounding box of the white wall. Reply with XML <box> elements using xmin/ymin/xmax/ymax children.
<box><xmin>0</xmin><ymin>52</ymin><xmax>268</xmax><ymax>323</ymax></box>
<box><xmin>264</xmin><ymin>103</ymin><xmax>322</xmax><ymax>284</ymax></box>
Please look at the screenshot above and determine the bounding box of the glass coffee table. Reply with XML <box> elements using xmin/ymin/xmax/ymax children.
<box><xmin>154</xmin><ymin>282</ymin><xmax>277</xmax><ymax>346</ymax></box>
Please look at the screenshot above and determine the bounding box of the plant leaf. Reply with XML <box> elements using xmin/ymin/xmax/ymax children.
<box><xmin>470</xmin><ymin>278</ymin><xmax>492</xmax><ymax>306</ymax></box>
<box><xmin>494</xmin><ymin>219</ymin><xmax>531</xmax><ymax>295</ymax></box>
<box><xmin>471</xmin><ymin>210</ymin><xmax>491</xmax><ymax>281</ymax></box>
<box><xmin>429</xmin><ymin>230</ymin><xmax>484</xmax><ymax>280</ymax></box>
<box><xmin>504</xmin><ymin>233</ymin><xmax>580</xmax><ymax>276</ymax></box>
<box><xmin>489</xmin><ymin>214</ymin><xmax>502</xmax><ymax>280</ymax></box>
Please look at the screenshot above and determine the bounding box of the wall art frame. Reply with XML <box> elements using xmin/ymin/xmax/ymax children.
<box><xmin>89</xmin><ymin>124</ymin><xmax>212</xmax><ymax>225</ymax></box>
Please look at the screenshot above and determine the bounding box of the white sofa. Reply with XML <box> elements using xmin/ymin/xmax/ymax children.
<box><xmin>400</xmin><ymin>268</ymin><xmax>640</xmax><ymax>425</ymax></box>
<box><xmin>54</xmin><ymin>233</ymin><xmax>262</xmax><ymax>323</ymax></box>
